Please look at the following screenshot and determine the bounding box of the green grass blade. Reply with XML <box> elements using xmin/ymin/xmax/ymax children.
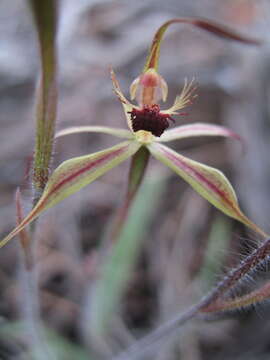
<box><xmin>89</xmin><ymin>170</ymin><xmax>166</xmax><ymax>335</ymax></box>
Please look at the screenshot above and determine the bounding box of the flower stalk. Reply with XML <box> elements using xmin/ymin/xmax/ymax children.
<box><xmin>111</xmin><ymin>147</ymin><xmax>150</xmax><ymax>242</ymax></box>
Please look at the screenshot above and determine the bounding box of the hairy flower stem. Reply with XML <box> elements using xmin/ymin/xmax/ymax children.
<box><xmin>200</xmin><ymin>236</ymin><xmax>270</xmax><ymax>311</ymax></box>
<box><xmin>114</xmin><ymin>237</ymin><xmax>270</xmax><ymax>360</ymax></box>
<box><xmin>111</xmin><ymin>147</ymin><xmax>150</xmax><ymax>243</ymax></box>
<box><xmin>29</xmin><ymin>0</ymin><xmax>58</xmax><ymax>205</ymax></box>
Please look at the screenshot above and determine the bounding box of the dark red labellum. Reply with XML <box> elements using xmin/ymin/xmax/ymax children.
<box><xmin>128</xmin><ymin>105</ymin><xmax>175</xmax><ymax>137</ymax></box>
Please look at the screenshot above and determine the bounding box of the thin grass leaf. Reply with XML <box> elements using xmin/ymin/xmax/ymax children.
<box><xmin>15</xmin><ymin>188</ymin><xmax>33</xmax><ymax>269</ymax></box>
<box><xmin>0</xmin><ymin>141</ymin><xmax>141</xmax><ymax>248</ymax></box>
<box><xmin>89</xmin><ymin>171</ymin><xmax>166</xmax><ymax>335</ymax></box>
<box><xmin>15</xmin><ymin>188</ymin><xmax>31</xmax><ymax>250</ymax></box>
<box><xmin>56</xmin><ymin>126</ymin><xmax>133</xmax><ymax>139</ymax></box>
<box><xmin>144</xmin><ymin>17</ymin><xmax>262</xmax><ymax>71</ymax></box>
<box><xmin>202</xmin><ymin>282</ymin><xmax>270</xmax><ymax>314</ymax></box>
<box><xmin>147</xmin><ymin>142</ymin><xmax>267</xmax><ymax>237</ymax></box>
<box><xmin>159</xmin><ymin>123</ymin><xmax>242</xmax><ymax>143</ymax></box>
<box><xmin>29</xmin><ymin>0</ymin><xmax>58</xmax><ymax>199</ymax></box>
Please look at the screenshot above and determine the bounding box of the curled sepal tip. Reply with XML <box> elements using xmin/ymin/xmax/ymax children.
<box><xmin>147</xmin><ymin>142</ymin><xmax>267</xmax><ymax>237</ymax></box>
<box><xmin>144</xmin><ymin>17</ymin><xmax>262</xmax><ymax>72</ymax></box>
<box><xmin>0</xmin><ymin>141</ymin><xmax>141</xmax><ymax>248</ymax></box>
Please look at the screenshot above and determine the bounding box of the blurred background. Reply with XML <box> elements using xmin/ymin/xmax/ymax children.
<box><xmin>1</xmin><ymin>0</ymin><xmax>270</xmax><ymax>359</ymax></box>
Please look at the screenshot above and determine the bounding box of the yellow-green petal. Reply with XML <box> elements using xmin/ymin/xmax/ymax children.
<box><xmin>56</xmin><ymin>126</ymin><xmax>133</xmax><ymax>139</ymax></box>
<box><xmin>147</xmin><ymin>142</ymin><xmax>267</xmax><ymax>237</ymax></box>
<box><xmin>159</xmin><ymin>123</ymin><xmax>242</xmax><ymax>143</ymax></box>
<box><xmin>0</xmin><ymin>141</ymin><xmax>141</xmax><ymax>248</ymax></box>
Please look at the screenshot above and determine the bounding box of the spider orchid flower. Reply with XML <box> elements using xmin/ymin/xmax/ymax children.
<box><xmin>0</xmin><ymin>17</ymin><xmax>267</xmax><ymax>248</ymax></box>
